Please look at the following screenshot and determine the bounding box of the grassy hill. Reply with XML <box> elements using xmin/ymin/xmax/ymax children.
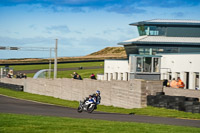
<box><xmin>88</xmin><ymin>47</ymin><xmax>126</xmax><ymax>56</ymax></box>
<box><xmin>0</xmin><ymin>47</ymin><xmax>127</xmax><ymax>64</ymax></box>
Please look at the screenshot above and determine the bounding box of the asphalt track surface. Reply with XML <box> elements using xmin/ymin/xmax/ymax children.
<box><xmin>0</xmin><ymin>94</ymin><xmax>200</xmax><ymax>128</ymax></box>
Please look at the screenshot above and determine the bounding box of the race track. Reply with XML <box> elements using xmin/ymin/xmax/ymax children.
<box><xmin>0</xmin><ymin>94</ymin><xmax>200</xmax><ymax>128</ymax></box>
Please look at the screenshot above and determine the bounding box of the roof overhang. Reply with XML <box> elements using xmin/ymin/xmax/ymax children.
<box><xmin>118</xmin><ymin>36</ymin><xmax>200</xmax><ymax>46</ymax></box>
<box><xmin>130</xmin><ymin>19</ymin><xmax>200</xmax><ymax>27</ymax></box>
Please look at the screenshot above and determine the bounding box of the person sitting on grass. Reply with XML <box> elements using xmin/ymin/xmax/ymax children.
<box><xmin>90</xmin><ymin>73</ymin><xmax>96</xmax><ymax>80</ymax></box>
<box><xmin>77</xmin><ymin>74</ymin><xmax>82</xmax><ymax>80</ymax></box>
<box><xmin>71</xmin><ymin>72</ymin><xmax>78</xmax><ymax>79</ymax></box>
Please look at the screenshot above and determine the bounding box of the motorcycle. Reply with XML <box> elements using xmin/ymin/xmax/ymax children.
<box><xmin>77</xmin><ymin>98</ymin><xmax>96</xmax><ymax>113</ymax></box>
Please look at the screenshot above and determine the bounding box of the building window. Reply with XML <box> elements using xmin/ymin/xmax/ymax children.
<box><xmin>143</xmin><ymin>57</ymin><xmax>152</xmax><ymax>72</ymax></box>
<box><xmin>136</xmin><ymin>57</ymin><xmax>142</xmax><ymax>72</ymax></box>
<box><xmin>137</xmin><ymin>26</ymin><xmax>146</xmax><ymax>36</ymax></box>
<box><xmin>136</xmin><ymin>57</ymin><xmax>152</xmax><ymax>72</ymax></box>
<box><xmin>153</xmin><ymin>58</ymin><xmax>160</xmax><ymax>72</ymax></box>
<box><xmin>136</xmin><ymin>56</ymin><xmax>161</xmax><ymax>73</ymax></box>
<box><xmin>137</xmin><ymin>26</ymin><xmax>160</xmax><ymax>36</ymax></box>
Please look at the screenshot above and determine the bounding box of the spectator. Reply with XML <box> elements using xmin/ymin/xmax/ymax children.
<box><xmin>77</xmin><ymin>74</ymin><xmax>82</xmax><ymax>80</ymax></box>
<box><xmin>90</xmin><ymin>73</ymin><xmax>96</xmax><ymax>80</ymax></box>
<box><xmin>71</xmin><ymin>72</ymin><xmax>78</xmax><ymax>79</ymax></box>
<box><xmin>16</xmin><ymin>73</ymin><xmax>20</xmax><ymax>79</ymax></box>
<box><xmin>23</xmin><ymin>73</ymin><xmax>27</xmax><ymax>79</ymax></box>
<box><xmin>19</xmin><ymin>73</ymin><xmax>23</xmax><ymax>79</ymax></box>
<box><xmin>7</xmin><ymin>70</ymin><xmax>13</xmax><ymax>78</ymax></box>
<box><xmin>177</xmin><ymin>77</ymin><xmax>185</xmax><ymax>88</ymax></box>
<box><xmin>170</xmin><ymin>78</ymin><xmax>178</xmax><ymax>88</ymax></box>
<box><xmin>163</xmin><ymin>79</ymin><xmax>168</xmax><ymax>87</ymax></box>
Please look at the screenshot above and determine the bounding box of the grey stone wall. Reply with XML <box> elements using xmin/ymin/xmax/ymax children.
<box><xmin>163</xmin><ymin>87</ymin><xmax>200</xmax><ymax>101</ymax></box>
<box><xmin>0</xmin><ymin>78</ymin><xmax>163</xmax><ymax>109</ymax></box>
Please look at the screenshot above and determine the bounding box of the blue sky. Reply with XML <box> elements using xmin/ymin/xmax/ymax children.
<box><xmin>0</xmin><ymin>0</ymin><xmax>200</xmax><ymax>59</ymax></box>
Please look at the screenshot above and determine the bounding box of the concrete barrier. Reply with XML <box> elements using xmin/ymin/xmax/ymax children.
<box><xmin>0</xmin><ymin>78</ymin><xmax>163</xmax><ymax>109</ymax></box>
<box><xmin>163</xmin><ymin>87</ymin><xmax>200</xmax><ymax>101</ymax></box>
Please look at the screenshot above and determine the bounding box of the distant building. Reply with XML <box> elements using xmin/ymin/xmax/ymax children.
<box><xmin>99</xmin><ymin>19</ymin><xmax>200</xmax><ymax>90</ymax></box>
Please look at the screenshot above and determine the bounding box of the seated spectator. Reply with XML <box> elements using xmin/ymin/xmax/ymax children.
<box><xmin>77</xmin><ymin>74</ymin><xmax>82</xmax><ymax>80</ymax></box>
<box><xmin>170</xmin><ymin>78</ymin><xmax>178</xmax><ymax>88</ymax></box>
<box><xmin>7</xmin><ymin>70</ymin><xmax>13</xmax><ymax>78</ymax></box>
<box><xmin>19</xmin><ymin>73</ymin><xmax>23</xmax><ymax>79</ymax></box>
<box><xmin>90</xmin><ymin>73</ymin><xmax>96</xmax><ymax>80</ymax></box>
<box><xmin>23</xmin><ymin>73</ymin><xmax>27</xmax><ymax>79</ymax></box>
<box><xmin>71</xmin><ymin>72</ymin><xmax>78</xmax><ymax>79</ymax></box>
<box><xmin>16</xmin><ymin>73</ymin><xmax>20</xmax><ymax>79</ymax></box>
<box><xmin>177</xmin><ymin>77</ymin><xmax>185</xmax><ymax>88</ymax></box>
<box><xmin>163</xmin><ymin>79</ymin><xmax>168</xmax><ymax>87</ymax></box>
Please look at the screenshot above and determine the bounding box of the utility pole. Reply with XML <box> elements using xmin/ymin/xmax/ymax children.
<box><xmin>54</xmin><ymin>39</ymin><xmax>58</xmax><ymax>79</ymax></box>
<box><xmin>49</xmin><ymin>48</ymin><xmax>52</xmax><ymax>79</ymax></box>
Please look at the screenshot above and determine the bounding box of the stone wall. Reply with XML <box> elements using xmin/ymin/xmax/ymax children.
<box><xmin>163</xmin><ymin>87</ymin><xmax>200</xmax><ymax>101</ymax></box>
<box><xmin>0</xmin><ymin>78</ymin><xmax>163</xmax><ymax>109</ymax></box>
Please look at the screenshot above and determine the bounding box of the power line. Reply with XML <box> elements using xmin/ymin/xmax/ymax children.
<box><xmin>0</xmin><ymin>46</ymin><xmax>54</xmax><ymax>51</ymax></box>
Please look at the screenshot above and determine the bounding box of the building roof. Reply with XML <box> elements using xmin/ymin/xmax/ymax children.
<box><xmin>130</xmin><ymin>19</ymin><xmax>200</xmax><ymax>27</ymax></box>
<box><xmin>118</xmin><ymin>36</ymin><xmax>200</xmax><ymax>45</ymax></box>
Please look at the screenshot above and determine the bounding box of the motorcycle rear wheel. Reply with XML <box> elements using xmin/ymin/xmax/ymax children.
<box><xmin>87</xmin><ymin>104</ymin><xmax>95</xmax><ymax>113</ymax></box>
<box><xmin>77</xmin><ymin>106</ymin><xmax>83</xmax><ymax>113</ymax></box>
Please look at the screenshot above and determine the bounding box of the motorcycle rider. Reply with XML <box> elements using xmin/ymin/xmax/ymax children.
<box><xmin>88</xmin><ymin>95</ymin><xmax>94</xmax><ymax>103</ymax></box>
<box><xmin>83</xmin><ymin>90</ymin><xmax>101</xmax><ymax>107</ymax></box>
<box><xmin>92</xmin><ymin>90</ymin><xmax>101</xmax><ymax>109</ymax></box>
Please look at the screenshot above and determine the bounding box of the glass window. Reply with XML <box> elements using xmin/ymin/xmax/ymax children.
<box><xmin>137</xmin><ymin>26</ymin><xmax>146</xmax><ymax>36</ymax></box>
<box><xmin>139</xmin><ymin>48</ymin><xmax>145</xmax><ymax>55</ymax></box>
<box><xmin>147</xmin><ymin>26</ymin><xmax>159</xmax><ymax>36</ymax></box>
<box><xmin>136</xmin><ymin>57</ymin><xmax>142</xmax><ymax>72</ymax></box>
<box><xmin>158</xmin><ymin>48</ymin><xmax>164</xmax><ymax>52</ymax></box>
<box><xmin>139</xmin><ymin>48</ymin><xmax>152</xmax><ymax>55</ymax></box>
<box><xmin>143</xmin><ymin>57</ymin><xmax>152</xmax><ymax>72</ymax></box>
<box><xmin>153</xmin><ymin>58</ymin><xmax>160</xmax><ymax>72</ymax></box>
<box><xmin>144</xmin><ymin>48</ymin><xmax>150</xmax><ymax>55</ymax></box>
<box><xmin>137</xmin><ymin>26</ymin><xmax>167</xmax><ymax>36</ymax></box>
<box><xmin>136</xmin><ymin>56</ymin><xmax>161</xmax><ymax>73</ymax></box>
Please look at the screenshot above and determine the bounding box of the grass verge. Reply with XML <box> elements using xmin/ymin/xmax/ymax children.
<box><xmin>0</xmin><ymin>113</ymin><xmax>200</xmax><ymax>133</ymax></box>
<box><xmin>0</xmin><ymin>87</ymin><xmax>200</xmax><ymax>120</ymax></box>
<box><xmin>2</xmin><ymin>62</ymin><xmax>104</xmax><ymax>71</ymax></box>
<box><xmin>27</xmin><ymin>68</ymin><xmax>104</xmax><ymax>79</ymax></box>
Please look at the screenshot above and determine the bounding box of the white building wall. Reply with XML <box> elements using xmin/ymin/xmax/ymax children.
<box><xmin>104</xmin><ymin>59</ymin><xmax>129</xmax><ymax>81</ymax></box>
<box><xmin>160</xmin><ymin>54</ymin><xmax>200</xmax><ymax>89</ymax></box>
<box><xmin>160</xmin><ymin>54</ymin><xmax>200</xmax><ymax>73</ymax></box>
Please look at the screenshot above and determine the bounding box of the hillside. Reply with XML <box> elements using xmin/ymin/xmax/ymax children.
<box><xmin>0</xmin><ymin>47</ymin><xmax>127</xmax><ymax>64</ymax></box>
<box><xmin>88</xmin><ymin>47</ymin><xmax>126</xmax><ymax>57</ymax></box>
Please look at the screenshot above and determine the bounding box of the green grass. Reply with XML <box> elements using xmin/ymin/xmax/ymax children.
<box><xmin>0</xmin><ymin>113</ymin><xmax>200</xmax><ymax>133</ymax></box>
<box><xmin>56</xmin><ymin>68</ymin><xmax>104</xmax><ymax>79</ymax></box>
<box><xmin>2</xmin><ymin>62</ymin><xmax>104</xmax><ymax>71</ymax></box>
<box><xmin>1</xmin><ymin>87</ymin><xmax>200</xmax><ymax>120</ymax></box>
<box><xmin>26</xmin><ymin>68</ymin><xmax>104</xmax><ymax>79</ymax></box>
<box><xmin>0</xmin><ymin>88</ymin><xmax>79</xmax><ymax>108</ymax></box>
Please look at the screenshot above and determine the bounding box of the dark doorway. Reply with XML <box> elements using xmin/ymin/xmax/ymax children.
<box><xmin>186</xmin><ymin>72</ymin><xmax>189</xmax><ymax>89</ymax></box>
